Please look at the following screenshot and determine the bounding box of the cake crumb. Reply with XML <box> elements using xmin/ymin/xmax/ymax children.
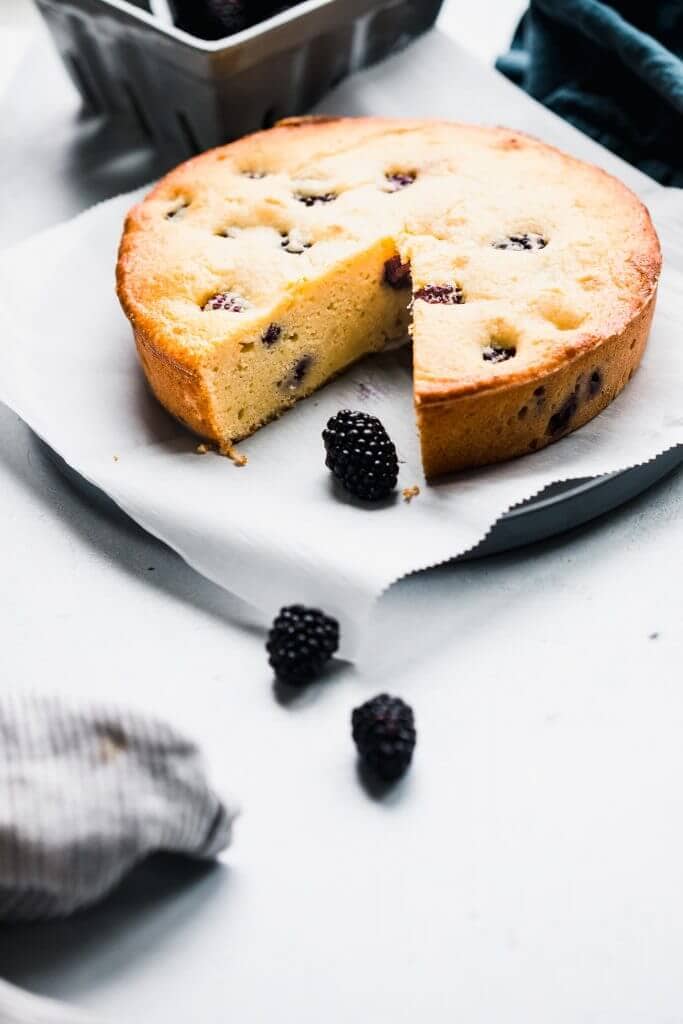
<box><xmin>218</xmin><ymin>441</ymin><xmax>248</xmax><ymax>467</ymax></box>
<box><xmin>113</xmin><ymin>455</ymin><xmax>120</xmax><ymax>463</ymax></box>
<box><xmin>402</xmin><ymin>485</ymin><xmax>420</xmax><ymax>503</ymax></box>
<box><xmin>195</xmin><ymin>443</ymin><xmax>211</xmax><ymax>455</ymax></box>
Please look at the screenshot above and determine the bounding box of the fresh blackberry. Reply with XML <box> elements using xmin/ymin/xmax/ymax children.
<box><xmin>267</xmin><ymin>605</ymin><xmax>339</xmax><ymax>686</ymax></box>
<box><xmin>323</xmin><ymin>410</ymin><xmax>399</xmax><ymax>502</ymax></box>
<box><xmin>352</xmin><ymin>694</ymin><xmax>416</xmax><ymax>781</ymax></box>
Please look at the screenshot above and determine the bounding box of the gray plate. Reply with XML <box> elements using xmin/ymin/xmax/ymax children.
<box><xmin>467</xmin><ymin>446</ymin><xmax>682</xmax><ymax>558</ymax></box>
<box><xmin>44</xmin><ymin>440</ymin><xmax>682</xmax><ymax>562</ymax></box>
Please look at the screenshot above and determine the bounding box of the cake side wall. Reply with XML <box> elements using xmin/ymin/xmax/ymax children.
<box><xmin>417</xmin><ymin>292</ymin><xmax>657</xmax><ymax>479</ymax></box>
<box><xmin>132</xmin><ymin>324</ymin><xmax>220</xmax><ymax>441</ymax></box>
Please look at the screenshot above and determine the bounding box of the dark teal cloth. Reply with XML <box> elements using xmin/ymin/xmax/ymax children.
<box><xmin>496</xmin><ymin>0</ymin><xmax>683</xmax><ymax>186</ymax></box>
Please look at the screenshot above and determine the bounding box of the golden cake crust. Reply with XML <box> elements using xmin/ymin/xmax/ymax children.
<box><xmin>417</xmin><ymin>292</ymin><xmax>656</xmax><ymax>476</ymax></box>
<box><xmin>116</xmin><ymin>116</ymin><xmax>661</xmax><ymax>475</ymax></box>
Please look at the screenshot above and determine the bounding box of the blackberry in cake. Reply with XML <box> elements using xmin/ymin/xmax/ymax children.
<box><xmin>117</xmin><ymin>116</ymin><xmax>661</xmax><ymax>477</ymax></box>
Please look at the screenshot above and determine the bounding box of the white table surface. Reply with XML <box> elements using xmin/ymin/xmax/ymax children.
<box><xmin>1</xmin><ymin>3</ymin><xmax>682</xmax><ymax>1022</ymax></box>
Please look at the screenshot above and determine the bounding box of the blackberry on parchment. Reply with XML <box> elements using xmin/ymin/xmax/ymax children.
<box><xmin>323</xmin><ymin>410</ymin><xmax>398</xmax><ymax>502</ymax></box>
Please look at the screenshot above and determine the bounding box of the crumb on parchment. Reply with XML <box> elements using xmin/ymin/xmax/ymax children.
<box><xmin>218</xmin><ymin>441</ymin><xmax>248</xmax><ymax>466</ymax></box>
<box><xmin>402</xmin><ymin>485</ymin><xmax>420</xmax><ymax>503</ymax></box>
<box><xmin>195</xmin><ymin>440</ymin><xmax>247</xmax><ymax>465</ymax></box>
<box><xmin>113</xmin><ymin>455</ymin><xmax>120</xmax><ymax>463</ymax></box>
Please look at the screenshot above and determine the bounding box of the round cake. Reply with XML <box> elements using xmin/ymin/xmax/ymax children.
<box><xmin>116</xmin><ymin>116</ymin><xmax>661</xmax><ymax>477</ymax></box>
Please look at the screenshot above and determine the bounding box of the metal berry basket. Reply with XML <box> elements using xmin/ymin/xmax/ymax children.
<box><xmin>35</xmin><ymin>0</ymin><xmax>445</xmax><ymax>159</ymax></box>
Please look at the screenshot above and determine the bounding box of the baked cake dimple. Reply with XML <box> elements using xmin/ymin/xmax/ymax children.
<box><xmin>116</xmin><ymin>117</ymin><xmax>661</xmax><ymax>477</ymax></box>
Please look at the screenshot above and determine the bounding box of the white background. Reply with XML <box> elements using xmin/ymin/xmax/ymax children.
<box><xmin>1</xmin><ymin>2</ymin><xmax>683</xmax><ymax>1022</ymax></box>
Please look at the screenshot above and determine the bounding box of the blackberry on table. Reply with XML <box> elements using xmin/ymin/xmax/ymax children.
<box><xmin>323</xmin><ymin>410</ymin><xmax>398</xmax><ymax>502</ymax></box>
<box><xmin>352</xmin><ymin>694</ymin><xmax>416</xmax><ymax>781</ymax></box>
<box><xmin>267</xmin><ymin>605</ymin><xmax>339</xmax><ymax>686</ymax></box>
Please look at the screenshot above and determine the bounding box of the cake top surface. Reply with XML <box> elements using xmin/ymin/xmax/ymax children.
<box><xmin>118</xmin><ymin>117</ymin><xmax>660</xmax><ymax>401</ymax></box>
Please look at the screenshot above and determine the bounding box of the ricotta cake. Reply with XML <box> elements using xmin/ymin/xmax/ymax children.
<box><xmin>117</xmin><ymin>117</ymin><xmax>661</xmax><ymax>477</ymax></box>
